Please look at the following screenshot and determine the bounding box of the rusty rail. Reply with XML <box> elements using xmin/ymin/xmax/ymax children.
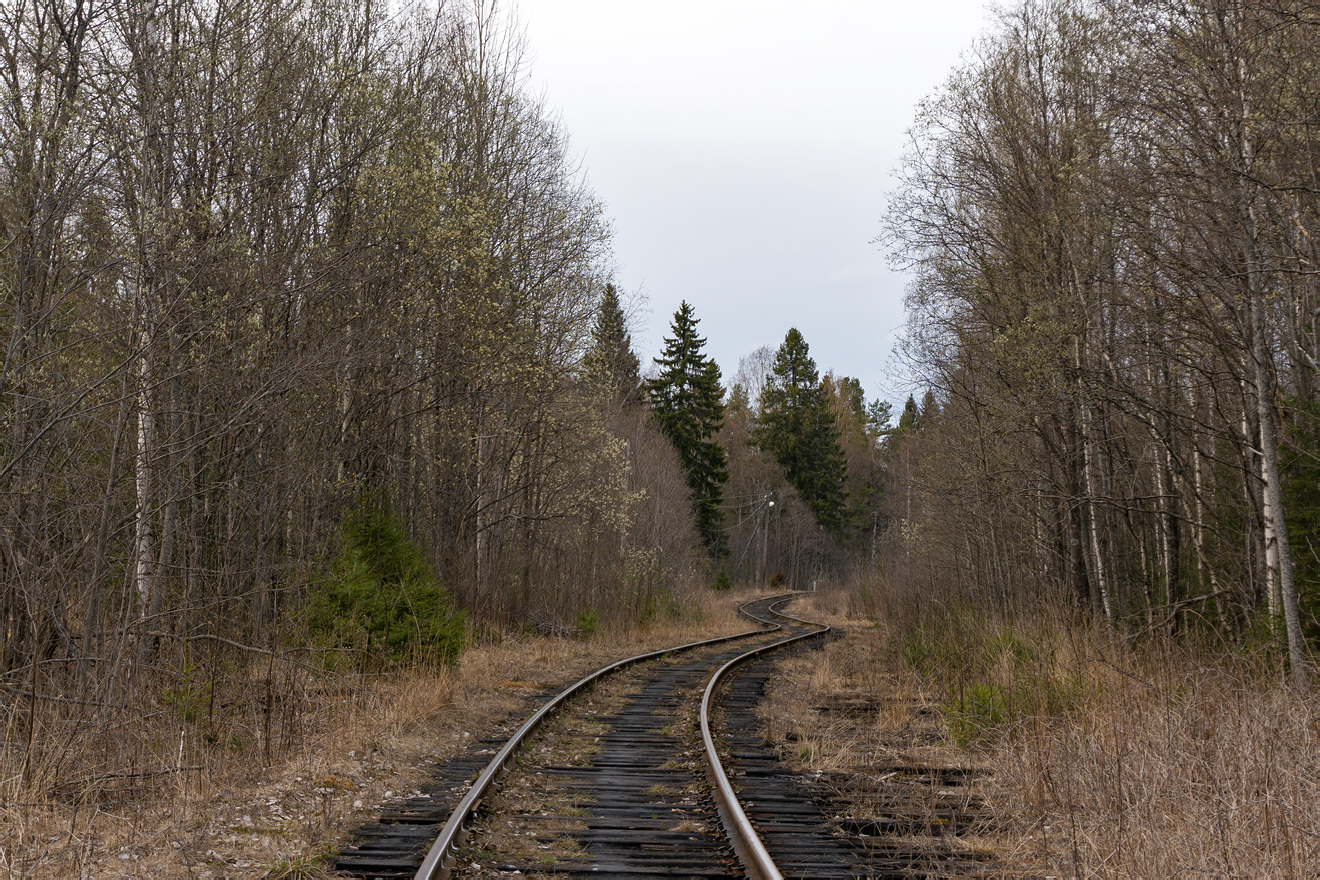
<box><xmin>699</xmin><ymin>596</ymin><xmax>830</xmax><ymax>880</ymax></box>
<box><xmin>412</xmin><ymin>594</ymin><xmax>794</xmax><ymax>880</ymax></box>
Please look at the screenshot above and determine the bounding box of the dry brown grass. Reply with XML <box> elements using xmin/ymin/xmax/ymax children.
<box><xmin>761</xmin><ymin>591</ymin><xmax>1002</xmax><ymax>868</ymax></box>
<box><xmin>0</xmin><ymin>590</ymin><xmax>759</xmax><ymax>878</ymax></box>
<box><xmin>785</xmin><ymin>588</ymin><xmax>1320</xmax><ymax>878</ymax></box>
<box><xmin>997</xmin><ymin>643</ymin><xmax>1320</xmax><ymax>877</ymax></box>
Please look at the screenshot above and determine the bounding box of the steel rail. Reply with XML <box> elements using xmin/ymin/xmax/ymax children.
<box><xmin>413</xmin><ymin>594</ymin><xmax>794</xmax><ymax>880</ymax></box>
<box><xmin>699</xmin><ymin>595</ymin><xmax>831</xmax><ymax>880</ymax></box>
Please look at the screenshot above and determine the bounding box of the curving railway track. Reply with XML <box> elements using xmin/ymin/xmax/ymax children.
<box><xmin>333</xmin><ymin>594</ymin><xmax>891</xmax><ymax>879</ymax></box>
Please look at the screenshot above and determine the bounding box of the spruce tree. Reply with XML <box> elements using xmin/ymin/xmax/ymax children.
<box><xmin>584</xmin><ymin>283</ymin><xmax>641</xmax><ymax>403</ymax></box>
<box><xmin>648</xmin><ymin>302</ymin><xmax>729</xmax><ymax>556</ymax></box>
<box><xmin>897</xmin><ymin>394</ymin><xmax>919</xmax><ymax>434</ymax></box>
<box><xmin>753</xmin><ymin>328</ymin><xmax>847</xmax><ymax>533</ymax></box>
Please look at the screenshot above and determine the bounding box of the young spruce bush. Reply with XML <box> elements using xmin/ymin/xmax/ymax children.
<box><xmin>576</xmin><ymin>606</ymin><xmax>600</xmax><ymax>639</ymax></box>
<box><xmin>899</xmin><ymin>604</ymin><xmax>1078</xmax><ymax>747</ymax></box>
<box><xmin>309</xmin><ymin>505</ymin><xmax>466</xmax><ymax>666</ymax></box>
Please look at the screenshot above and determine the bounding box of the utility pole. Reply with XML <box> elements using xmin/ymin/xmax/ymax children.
<box><xmin>760</xmin><ymin>495</ymin><xmax>774</xmax><ymax>583</ymax></box>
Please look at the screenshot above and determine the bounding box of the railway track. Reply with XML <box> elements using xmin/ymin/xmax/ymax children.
<box><xmin>334</xmin><ymin>594</ymin><xmax>883</xmax><ymax>879</ymax></box>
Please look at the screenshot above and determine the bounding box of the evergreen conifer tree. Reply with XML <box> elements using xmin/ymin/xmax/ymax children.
<box><xmin>754</xmin><ymin>328</ymin><xmax>847</xmax><ymax>532</ymax></box>
<box><xmin>648</xmin><ymin>302</ymin><xmax>729</xmax><ymax>556</ymax></box>
<box><xmin>583</xmin><ymin>283</ymin><xmax>641</xmax><ymax>403</ymax></box>
<box><xmin>897</xmin><ymin>394</ymin><xmax>920</xmax><ymax>433</ymax></box>
<box><xmin>867</xmin><ymin>399</ymin><xmax>894</xmax><ymax>436</ymax></box>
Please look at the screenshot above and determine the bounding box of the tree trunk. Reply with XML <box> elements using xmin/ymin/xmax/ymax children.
<box><xmin>1250</xmin><ymin>284</ymin><xmax>1308</xmax><ymax>685</ymax></box>
<box><xmin>133</xmin><ymin>321</ymin><xmax>156</xmax><ymax>619</ymax></box>
<box><xmin>1075</xmin><ymin>339</ymin><xmax>1113</xmax><ymax>624</ymax></box>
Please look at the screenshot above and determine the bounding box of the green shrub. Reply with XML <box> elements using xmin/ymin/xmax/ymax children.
<box><xmin>898</xmin><ymin>609</ymin><xmax>975</xmax><ymax>677</ymax></box>
<box><xmin>161</xmin><ymin>667</ymin><xmax>211</xmax><ymax>724</ymax></box>
<box><xmin>943</xmin><ymin>681</ymin><xmax>1010</xmax><ymax>747</ymax></box>
<box><xmin>576</xmin><ymin>606</ymin><xmax>600</xmax><ymax>639</ymax></box>
<box><xmin>899</xmin><ymin>605</ymin><xmax>1077</xmax><ymax>747</ymax></box>
<box><xmin>941</xmin><ymin>672</ymin><xmax>1080</xmax><ymax>747</ymax></box>
<box><xmin>633</xmin><ymin>586</ymin><xmax>685</xmax><ymax>626</ymax></box>
<box><xmin>309</xmin><ymin>504</ymin><xmax>465</xmax><ymax>665</ymax></box>
<box><xmin>713</xmin><ymin>568</ymin><xmax>732</xmax><ymax>591</ymax></box>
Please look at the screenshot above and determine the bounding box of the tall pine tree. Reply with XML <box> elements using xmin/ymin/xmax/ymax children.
<box><xmin>648</xmin><ymin>302</ymin><xmax>729</xmax><ymax>556</ymax></box>
<box><xmin>584</xmin><ymin>283</ymin><xmax>642</xmax><ymax>403</ymax></box>
<box><xmin>754</xmin><ymin>328</ymin><xmax>847</xmax><ymax>533</ymax></box>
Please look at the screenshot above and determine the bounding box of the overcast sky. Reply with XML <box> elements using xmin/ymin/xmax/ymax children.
<box><xmin>516</xmin><ymin>0</ymin><xmax>994</xmax><ymax>406</ymax></box>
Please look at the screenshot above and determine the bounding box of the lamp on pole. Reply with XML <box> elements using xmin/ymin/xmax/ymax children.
<box><xmin>760</xmin><ymin>495</ymin><xmax>774</xmax><ymax>584</ymax></box>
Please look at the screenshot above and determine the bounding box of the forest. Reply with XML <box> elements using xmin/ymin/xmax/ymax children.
<box><xmin>884</xmin><ymin>0</ymin><xmax>1320</xmax><ymax>683</ymax></box>
<box><xmin>0</xmin><ymin>0</ymin><xmax>891</xmax><ymax>822</ymax></box>
<box><xmin>8</xmin><ymin>0</ymin><xmax>1320</xmax><ymax>870</ymax></box>
<box><xmin>864</xmin><ymin>7</ymin><xmax>1320</xmax><ymax>869</ymax></box>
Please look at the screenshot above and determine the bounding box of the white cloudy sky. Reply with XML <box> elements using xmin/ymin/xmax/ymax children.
<box><xmin>516</xmin><ymin>0</ymin><xmax>994</xmax><ymax>405</ymax></box>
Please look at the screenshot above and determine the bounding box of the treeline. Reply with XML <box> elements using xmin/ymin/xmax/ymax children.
<box><xmin>643</xmin><ymin>303</ymin><xmax>891</xmax><ymax>590</ymax></box>
<box><xmin>885</xmin><ymin>0</ymin><xmax>1320</xmax><ymax>679</ymax></box>
<box><xmin>0</xmin><ymin>0</ymin><xmax>716</xmax><ymax>698</ymax></box>
<box><xmin>0</xmin><ymin>0</ymin><xmax>900</xmax><ymax>706</ymax></box>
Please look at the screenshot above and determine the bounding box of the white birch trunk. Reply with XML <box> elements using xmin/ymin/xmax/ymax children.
<box><xmin>1251</xmin><ymin>290</ymin><xmax>1308</xmax><ymax>684</ymax></box>
<box><xmin>1075</xmin><ymin>337</ymin><xmax>1113</xmax><ymax>623</ymax></box>
<box><xmin>133</xmin><ymin>320</ymin><xmax>155</xmax><ymax>617</ymax></box>
<box><xmin>1188</xmin><ymin>382</ymin><xmax>1226</xmax><ymax>627</ymax></box>
<box><xmin>1081</xmin><ymin>408</ymin><xmax>1113</xmax><ymax>624</ymax></box>
<box><xmin>1234</xmin><ymin>34</ymin><xmax>1306</xmax><ymax>683</ymax></box>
